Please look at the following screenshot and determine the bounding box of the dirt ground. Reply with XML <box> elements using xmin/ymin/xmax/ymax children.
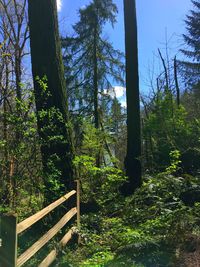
<box><xmin>175</xmin><ymin>235</ymin><xmax>200</xmax><ymax>267</ymax></box>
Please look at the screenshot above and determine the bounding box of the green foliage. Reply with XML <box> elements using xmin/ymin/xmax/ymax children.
<box><xmin>81</xmin><ymin>251</ymin><xmax>115</xmax><ymax>266</ymax></box>
<box><xmin>62</xmin><ymin>168</ymin><xmax>200</xmax><ymax>266</ymax></box>
<box><xmin>62</xmin><ymin>0</ymin><xmax>124</xmax><ymax>117</ymax></box>
<box><xmin>165</xmin><ymin>150</ymin><xmax>181</xmax><ymax>174</ymax></box>
<box><xmin>81</xmin><ymin>122</ymin><xmax>103</xmax><ymax>156</ymax></box>
<box><xmin>179</xmin><ymin>0</ymin><xmax>200</xmax><ymax>88</ymax></box>
<box><xmin>36</xmin><ymin>75</ymin><xmax>48</xmax><ymax>92</ymax></box>
<box><xmin>0</xmin><ymin>82</ymin><xmax>43</xmax><ymax>214</ymax></box>
<box><xmin>1</xmin><ymin>2</ymin><xmax>200</xmax><ymax>267</ymax></box>
<box><xmin>61</xmin><ymin>100</ymin><xmax>200</xmax><ymax>266</ymax></box>
<box><xmin>33</xmin><ymin>76</ymin><xmax>74</xmax><ymax>201</ymax></box>
<box><xmin>143</xmin><ymin>91</ymin><xmax>200</xmax><ymax>174</ymax></box>
<box><xmin>74</xmin><ymin>154</ymin><xmax>126</xmax><ymax>207</ymax></box>
<box><xmin>45</xmin><ymin>155</ymin><xmax>64</xmax><ymax>193</ymax></box>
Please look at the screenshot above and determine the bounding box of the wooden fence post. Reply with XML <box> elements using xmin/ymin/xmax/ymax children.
<box><xmin>75</xmin><ymin>180</ymin><xmax>81</xmax><ymax>244</ymax></box>
<box><xmin>0</xmin><ymin>214</ymin><xmax>17</xmax><ymax>267</ymax></box>
<box><xmin>76</xmin><ymin>180</ymin><xmax>80</xmax><ymax>229</ymax></box>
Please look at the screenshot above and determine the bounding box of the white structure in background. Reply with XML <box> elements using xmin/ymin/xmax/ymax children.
<box><xmin>57</xmin><ymin>0</ymin><xmax>62</xmax><ymax>12</ymax></box>
<box><xmin>104</xmin><ymin>86</ymin><xmax>127</xmax><ymax>108</ymax></box>
<box><xmin>104</xmin><ymin>86</ymin><xmax>125</xmax><ymax>99</ymax></box>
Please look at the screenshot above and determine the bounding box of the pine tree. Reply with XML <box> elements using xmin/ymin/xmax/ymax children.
<box><xmin>28</xmin><ymin>0</ymin><xmax>74</xmax><ymax>200</ymax></box>
<box><xmin>180</xmin><ymin>0</ymin><xmax>200</xmax><ymax>89</ymax></box>
<box><xmin>62</xmin><ymin>0</ymin><xmax>124</xmax><ymax>129</ymax></box>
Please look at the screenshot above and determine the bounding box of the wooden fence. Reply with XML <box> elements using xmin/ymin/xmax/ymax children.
<box><xmin>0</xmin><ymin>180</ymin><xmax>80</xmax><ymax>267</ymax></box>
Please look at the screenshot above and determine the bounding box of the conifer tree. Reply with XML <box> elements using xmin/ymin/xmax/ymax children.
<box><xmin>62</xmin><ymin>0</ymin><xmax>124</xmax><ymax>129</ymax></box>
<box><xmin>122</xmin><ymin>0</ymin><xmax>142</xmax><ymax>195</ymax></box>
<box><xmin>28</xmin><ymin>0</ymin><xmax>74</xmax><ymax>200</ymax></box>
<box><xmin>180</xmin><ymin>0</ymin><xmax>200</xmax><ymax>90</ymax></box>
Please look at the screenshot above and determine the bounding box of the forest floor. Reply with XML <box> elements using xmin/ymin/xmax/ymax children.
<box><xmin>57</xmin><ymin>172</ymin><xmax>200</xmax><ymax>267</ymax></box>
<box><xmin>176</xmin><ymin>235</ymin><xmax>200</xmax><ymax>267</ymax></box>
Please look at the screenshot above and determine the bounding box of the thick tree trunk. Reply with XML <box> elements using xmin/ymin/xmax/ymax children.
<box><xmin>28</xmin><ymin>0</ymin><xmax>74</xmax><ymax>200</ymax></box>
<box><xmin>122</xmin><ymin>0</ymin><xmax>142</xmax><ymax>195</ymax></box>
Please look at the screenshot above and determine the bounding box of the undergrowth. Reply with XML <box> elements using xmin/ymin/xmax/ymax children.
<box><xmin>59</xmin><ymin>166</ymin><xmax>200</xmax><ymax>267</ymax></box>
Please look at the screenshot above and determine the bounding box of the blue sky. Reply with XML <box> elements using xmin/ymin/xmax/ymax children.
<box><xmin>57</xmin><ymin>0</ymin><xmax>192</xmax><ymax>94</ymax></box>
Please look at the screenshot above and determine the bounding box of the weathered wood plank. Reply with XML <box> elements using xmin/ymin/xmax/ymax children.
<box><xmin>38</xmin><ymin>250</ymin><xmax>56</xmax><ymax>267</ymax></box>
<box><xmin>17</xmin><ymin>190</ymin><xmax>76</xmax><ymax>234</ymax></box>
<box><xmin>0</xmin><ymin>214</ymin><xmax>18</xmax><ymax>267</ymax></box>
<box><xmin>17</xmin><ymin>208</ymin><xmax>77</xmax><ymax>267</ymax></box>
<box><xmin>60</xmin><ymin>229</ymin><xmax>73</xmax><ymax>246</ymax></box>
<box><xmin>38</xmin><ymin>229</ymin><xmax>73</xmax><ymax>267</ymax></box>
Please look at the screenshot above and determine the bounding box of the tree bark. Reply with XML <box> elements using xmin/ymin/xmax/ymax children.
<box><xmin>122</xmin><ymin>0</ymin><xmax>142</xmax><ymax>195</ymax></box>
<box><xmin>2</xmin><ymin>58</ymin><xmax>11</xmax><ymax>205</ymax></box>
<box><xmin>93</xmin><ymin>18</ymin><xmax>101</xmax><ymax>167</ymax></box>
<box><xmin>158</xmin><ymin>48</ymin><xmax>169</xmax><ymax>92</ymax></box>
<box><xmin>174</xmin><ymin>56</ymin><xmax>180</xmax><ymax>107</ymax></box>
<box><xmin>93</xmin><ymin>23</ymin><xmax>99</xmax><ymax>130</ymax></box>
<box><xmin>28</xmin><ymin>0</ymin><xmax>74</xmax><ymax>200</ymax></box>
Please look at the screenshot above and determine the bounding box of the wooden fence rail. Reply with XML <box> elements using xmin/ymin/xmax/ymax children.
<box><xmin>0</xmin><ymin>181</ymin><xmax>80</xmax><ymax>267</ymax></box>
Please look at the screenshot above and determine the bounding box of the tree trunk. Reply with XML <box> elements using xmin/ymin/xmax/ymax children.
<box><xmin>28</xmin><ymin>0</ymin><xmax>74</xmax><ymax>200</ymax></box>
<box><xmin>174</xmin><ymin>56</ymin><xmax>180</xmax><ymax>107</ymax></box>
<box><xmin>158</xmin><ymin>48</ymin><xmax>169</xmax><ymax>92</ymax></box>
<box><xmin>93</xmin><ymin>19</ymin><xmax>101</xmax><ymax>167</ymax></box>
<box><xmin>93</xmin><ymin>24</ymin><xmax>99</xmax><ymax>130</ymax></box>
<box><xmin>2</xmin><ymin>58</ymin><xmax>11</xmax><ymax>205</ymax></box>
<box><xmin>15</xmin><ymin>49</ymin><xmax>22</xmax><ymax>102</ymax></box>
<box><xmin>122</xmin><ymin>0</ymin><xmax>142</xmax><ymax>195</ymax></box>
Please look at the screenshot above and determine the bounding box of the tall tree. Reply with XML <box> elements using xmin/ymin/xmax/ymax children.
<box><xmin>122</xmin><ymin>0</ymin><xmax>142</xmax><ymax>195</ymax></box>
<box><xmin>0</xmin><ymin>0</ymin><xmax>29</xmax><ymax>103</ymax></box>
<box><xmin>62</xmin><ymin>0</ymin><xmax>124</xmax><ymax>167</ymax></box>
<box><xmin>28</xmin><ymin>0</ymin><xmax>74</xmax><ymax>199</ymax></box>
<box><xmin>180</xmin><ymin>0</ymin><xmax>200</xmax><ymax>90</ymax></box>
<box><xmin>0</xmin><ymin>0</ymin><xmax>31</xmax><ymax>206</ymax></box>
<box><xmin>62</xmin><ymin>0</ymin><xmax>124</xmax><ymax>128</ymax></box>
